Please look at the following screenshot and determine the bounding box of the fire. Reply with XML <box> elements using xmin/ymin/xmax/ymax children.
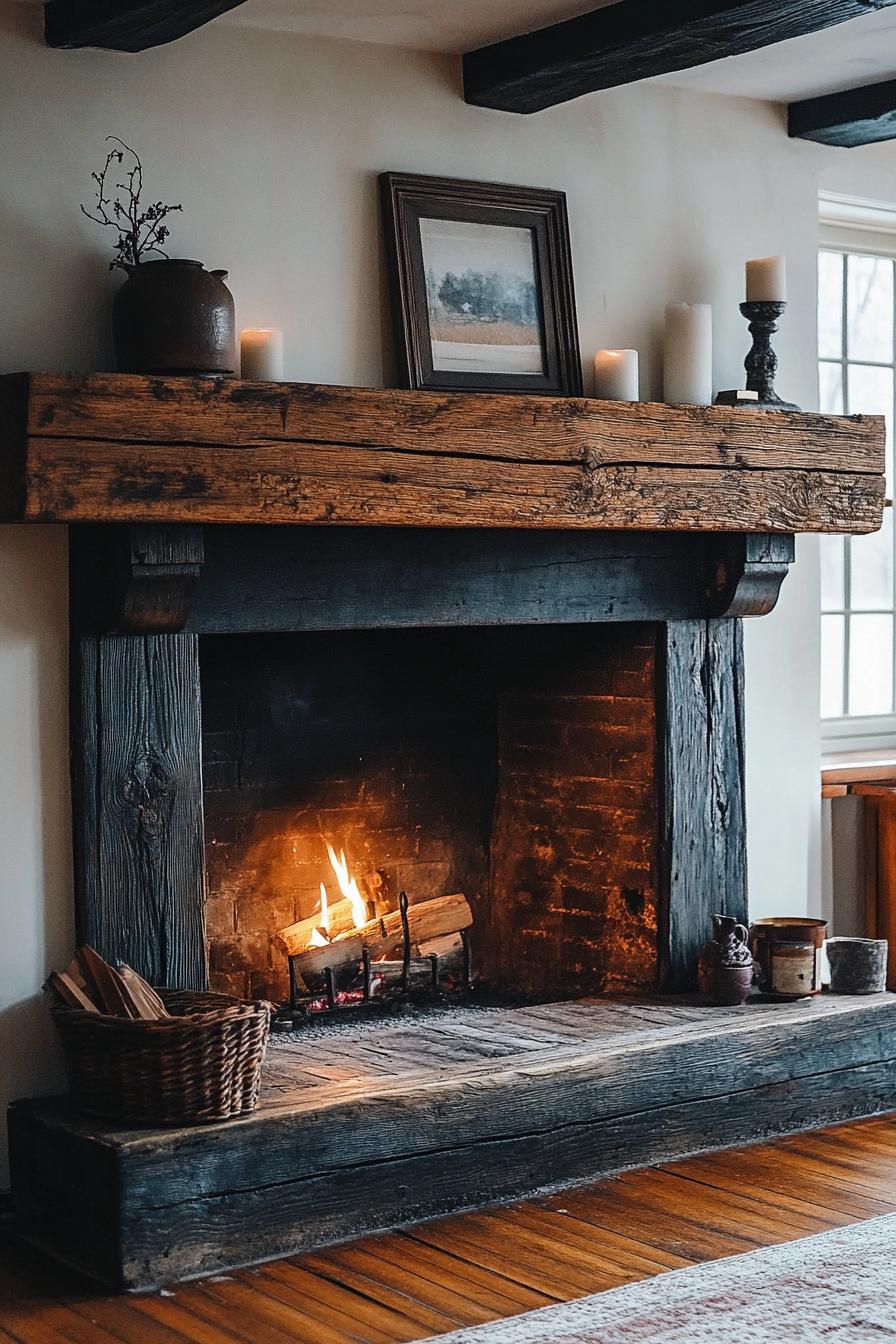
<box><xmin>308</xmin><ymin>883</ymin><xmax>330</xmax><ymax>947</ymax></box>
<box><xmin>325</xmin><ymin>842</ymin><xmax>369</xmax><ymax>928</ymax></box>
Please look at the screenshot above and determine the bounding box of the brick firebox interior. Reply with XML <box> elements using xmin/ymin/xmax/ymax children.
<box><xmin>201</xmin><ymin>622</ymin><xmax>658</xmax><ymax>1004</ymax></box>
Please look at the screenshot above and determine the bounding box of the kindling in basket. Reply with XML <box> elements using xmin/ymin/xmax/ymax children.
<box><xmin>45</xmin><ymin>948</ymin><xmax>273</xmax><ymax>1125</ymax></box>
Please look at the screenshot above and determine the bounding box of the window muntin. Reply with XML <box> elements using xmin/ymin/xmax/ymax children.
<box><xmin>819</xmin><ymin>248</ymin><xmax>896</xmax><ymax>727</ymax></box>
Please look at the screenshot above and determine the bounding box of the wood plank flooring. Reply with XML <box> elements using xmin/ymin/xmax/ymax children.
<box><xmin>2</xmin><ymin>1112</ymin><xmax>895</xmax><ymax>1343</ymax></box>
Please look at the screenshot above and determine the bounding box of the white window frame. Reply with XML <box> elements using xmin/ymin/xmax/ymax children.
<box><xmin>819</xmin><ymin>192</ymin><xmax>896</xmax><ymax>755</ymax></box>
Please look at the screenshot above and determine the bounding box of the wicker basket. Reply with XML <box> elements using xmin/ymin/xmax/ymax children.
<box><xmin>49</xmin><ymin>989</ymin><xmax>274</xmax><ymax>1125</ymax></box>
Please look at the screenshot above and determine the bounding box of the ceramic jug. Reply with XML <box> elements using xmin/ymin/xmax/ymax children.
<box><xmin>698</xmin><ymin>914</ymin><xmax>754</xmax><ymax>1006</ymax></box>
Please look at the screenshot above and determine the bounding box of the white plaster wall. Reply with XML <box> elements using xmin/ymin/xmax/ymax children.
<box><xmin>0</xmin><ymin>526</ymin><xmax>71</xmax><ymax>1186</ymax></box>
<box><xmin>3</xmin><ymin>0</ymin><xmax>896</xmax><ymax>1183</ymax></box>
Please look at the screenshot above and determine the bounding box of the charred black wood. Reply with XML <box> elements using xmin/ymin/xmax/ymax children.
<box><xmin>45</xmin><ymin>0</ymin><xmax>247</xmax><ymax>51</ymax></box>
<box><xmin>463</xmin><ymin>0</ymin><xmax>896</xmax><ymax>114</ymax></box>
<box><xmin>789</xmin><ymin>76</ymin><xmax>896</xmax><ymax>147</ymax></box>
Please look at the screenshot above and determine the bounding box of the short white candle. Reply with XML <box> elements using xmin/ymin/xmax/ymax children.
<box><xmin>240</xmin><ymin>328</ymin><xmax>284</xmax><ymax>381</ymax></box>
<box><xmin>663</xmin><ymin>303</ymin><xmax>713</xmax><ymax>406</ymax></box>
<box><xmin>594</xmin><ymin>349</ymin><xmax>639</xmax><ymax>401</ymax></box>
<box><xmin>745</xmin><ymin>256</ymin><xmax>786</xmax><ymax>303</ymax></box>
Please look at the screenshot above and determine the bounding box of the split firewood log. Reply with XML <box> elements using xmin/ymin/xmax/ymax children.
<box><xmin>76</xmin><ymin>946</ymin><xmax>139</xmax><ymax>1018</ymax></box>
<box><xmin>45</xmin><ymin>946</ymin><xmax>169</xmax><ymax>1020</ymax></box>
<box><xmin>274</xmin><ymin>896</ymin><xmax>363</xmax><ymax>953</ymax></box>
<box><xmin>117</xmin><ymin>964</ymin><xmax>170</xmax><ymax>1019</ymax></box>
<box><xmin>280</xmin><ymin>893</ymin><xmax>472</xmax><ymax>978</ymax></box>
<box><xmin>46</xmin><ymin>970</ymin><xmax>101</xmax><ymax>1013</ymax></box>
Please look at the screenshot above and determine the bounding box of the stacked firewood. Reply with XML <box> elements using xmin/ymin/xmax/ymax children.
<box><xmin>46</xmin><ymin>946</ymin><xmax>170</xmax><ymax>1019</ymax></box>
<box><xmin>275</xmin><ymin>893</ymin><xmax>473</xmax><ymax>988</ymax></box>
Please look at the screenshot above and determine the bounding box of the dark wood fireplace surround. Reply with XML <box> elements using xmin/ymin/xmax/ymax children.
<box><xmin>3</xmin><ymin>371</ymin><xmax>894</xmax><ymax>1288</ymax></box>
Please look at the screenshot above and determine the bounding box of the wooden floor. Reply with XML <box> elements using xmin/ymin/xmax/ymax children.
<box><xmin>2</xmin><ymin>1112</ymin><xmax>896</xmax><ymax>1343</ymax></box>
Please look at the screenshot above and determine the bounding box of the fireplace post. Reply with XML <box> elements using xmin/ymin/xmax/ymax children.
<box><xmin>69</xmin><ymin>522</ymin><xmax>208</xmax><ymax>987</ymax></box>
<box><xmin>660</xmin><ymin>619</ymin><xmax>747</xmax><ymax>990</ymax></box>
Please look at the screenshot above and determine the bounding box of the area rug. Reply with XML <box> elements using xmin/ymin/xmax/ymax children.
<box><xmin>422</xmin><ymin>1214</ymin><xmax>896</xmax><ymax>1343</ymax></box>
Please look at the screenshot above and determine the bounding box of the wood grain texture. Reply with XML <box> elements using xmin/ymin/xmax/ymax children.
<box><xmin>72</xmin><ymin>634</ymin><xmax>206</xmax><ymax>988</ymax></box>
<box><xmin>190</xmin><ymin>527</ymin><xmax>793</xmax><ymax>634</ymax></box>
<box><xmin>659</xmin><ymin>620</ymin><xmax>747</xmax><ymax>991</ymax></box>
<box><xmin>462</xmin><ymin>0</ymin><xmax>896</xmax><ymax>114</ymax></box>
<box><xmin>789</xmin><ymin>76</ymin><xmax>896</xmax><ymax>147</ymax></box>
<box><xmin>43</xmin><ymin>0</ymin><xmax>246</xmax><ymax>50</ymax></box>
<box><xmin>0</xmin><ymin>373</ymin><xmax>883</xmax><ymax>533</ymax></box>
<box><xmin>10</xmin><ymin>994</ymin><xmax>896</xmax><ymax>1289</ymax></box>
<box><xmin>3</xmin><ymin>1113</ymin><xmax>896</xmax><ymax>1343</ymax></box>
<box><xmin>864</xmin><ymin>791</ymin><xmax>896</xmax><ymax>990</ymax></box>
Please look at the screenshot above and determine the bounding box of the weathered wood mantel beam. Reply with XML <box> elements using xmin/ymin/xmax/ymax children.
<box><xmin>44</xmin><ymin>0</ymin><xmax>247</xmax><ymax>51</ymax></box>
<box><xmin>0</xmin><ymin>374</ymin><xmax>885</xmax><ymax>536</ymax></box>
<box><xmin>463</xmin><ymin>0</ymin><xmax>896</xmax><ymax>115</ymax></box>
<box><xmin>789</xmin><ymin>77</ymin><xmax>896</xmax><ymax>147</ymax></box>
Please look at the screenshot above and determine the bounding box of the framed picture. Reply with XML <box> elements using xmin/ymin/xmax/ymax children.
<box><xmin>379</xmin><ymin>172</ymin><xmax>582</xmax><ymax>396</ymax></box>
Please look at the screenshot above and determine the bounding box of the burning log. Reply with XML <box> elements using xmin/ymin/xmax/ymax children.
<box><xmin>274</xmin><ymin>896</ymin><xmax>362</xmax><ymax>952</ymax></box>
<box><xmin>275</xmin><ymin>892</ymin><xmax>473</xmax><ymax>980</ymax></box>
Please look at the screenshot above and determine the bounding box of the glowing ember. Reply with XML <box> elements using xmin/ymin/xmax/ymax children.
<box><xmin>324</xmin><ymin>842</ymin><xmax>368</xmax><ymax>929</ymax></box>
<box><xmin>308</xmin><ymin>979</ymin><xmax>385</xmax><ymax>1012</ymax></box>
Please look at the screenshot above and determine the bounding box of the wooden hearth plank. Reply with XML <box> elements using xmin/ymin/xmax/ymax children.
<box><xmin>0</xmin><ymin>373</ymin><xmax>884</xmax><ymax>534</ymax></box>
<box><xmin>10</xmin><ymin>996</ymin><xmax>896</xmax><ymax>1291</ymax></box>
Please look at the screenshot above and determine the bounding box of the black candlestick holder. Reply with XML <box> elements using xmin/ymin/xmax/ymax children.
<box><xmin>738</xmin><ymin>300</ymin><xmax>800</xmax><ymax>411</ymax></box>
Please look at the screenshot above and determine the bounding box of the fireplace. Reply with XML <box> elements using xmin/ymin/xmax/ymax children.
<box><xmin>5</xmin><ymin>373</ymin><xmax>889</xmax><ymax>1291</ymax></box>
<box><xmin>67</xmin><ymin>518</ymin><xmax>782</xmax><ymax>1003</ymax></box>
<box><xmin>202</xmin><ymin>622</ymin><xmax>658</xmax><ymax>1006</ymax></box>
<box><xmin>2</xmin><ymin>369</ymin><xmax>882</xmax><ymax>1002</ymax></box>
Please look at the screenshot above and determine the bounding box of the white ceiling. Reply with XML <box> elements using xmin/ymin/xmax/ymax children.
<box><xmin>656</xmin><ymin>6</ymin><xmax>896</xmax><ymax>103</ymax></box>
<box><xmin>215</xmin><ymin>0</ymin><xmax>896</xmax><ymax>106</ymax></box>
<box><xmin>216</xmin><ymin>0</ymin><xmax>611</xmax><ymax>55</ymax></box>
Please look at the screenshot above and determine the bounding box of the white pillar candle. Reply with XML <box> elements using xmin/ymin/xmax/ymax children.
<box><xmin>594</xmin><ymin>349</ymin><xmax>639</xmax><ymax>401</ymax></box>
<box><xmin>663</xmin><ymin>303</ymin><xmax>713</xmax><ymax>406</ymax></box>
<box><xmin>240</xmin><ymin>328</ymin><xmax>284</xmax><ymax>381</ymax></box>
<box><xmin>745</xmin><ymin>255</ymin><xmax>786</xmax><ymax>303</ymax></box>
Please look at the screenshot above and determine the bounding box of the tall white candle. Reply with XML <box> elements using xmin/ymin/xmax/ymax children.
<box><xmin>663</xmin><ymin>303</ymin><xmax>712</xmax><ymax>406</ymax></box>
<box><xmin>594</xmin><ymin>349</ymin><xmax>639</xmax><ymax>401</ymax></box>
<box><xmin>745</xmin><ymin>256</ymin><xmax>786</xmax><ymax>303</ymax></box>
<box><xmin>240</xmin><ymin>328</ymin><xmax>284</xmax><ymax>381</ymax></box>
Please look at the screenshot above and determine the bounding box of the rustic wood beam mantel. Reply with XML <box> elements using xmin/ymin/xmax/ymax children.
<box><xmin>463</xmin><ymin>0</ymin><xmax>896</xmax><ymax>115</ymax></box>
<box><xmin>0</xmin><ymin>373</ymin><xmax>884</xmax><ymax>534</ymax></box>
<box><xmin>789</xmin><ymin>77</ymin><xmax>896</xmax><ymax>147</ymax></box>
<box><xmin>43</xmin><ymin>0</ymin><xmax>246</xmax><ymax>51</ymax></box>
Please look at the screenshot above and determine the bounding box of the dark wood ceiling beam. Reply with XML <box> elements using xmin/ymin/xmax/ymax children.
<box><xmin>789</xmin><ymin>78</ymin><xmax>896</xmax><ymax>146</ymax></box>
<box><xmin>44</xmin><ymin>0</ymin><xmax>247</xmax><ymax>51</ymax></box>
<box><xmin>463</xmin><ymin>0</ymin><xmax>896</xmax><ymax>114</ymax></box>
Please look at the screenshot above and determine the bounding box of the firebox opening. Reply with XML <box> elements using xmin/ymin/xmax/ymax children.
<box><xmin>201</xmin><ymin>623</ymin><xmax>658</xmax><ymax>1007</ymax></box>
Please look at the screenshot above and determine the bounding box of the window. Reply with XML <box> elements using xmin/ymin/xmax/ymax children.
<box><xmin>819</xmin><ymin>195</ymin><xmax>896</xmax><ymax>752</ymax></box>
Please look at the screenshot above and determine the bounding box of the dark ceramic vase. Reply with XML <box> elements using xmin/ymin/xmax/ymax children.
<box><xmin>112</xmin><ymin>259</ymin><xmax>236</xmax><ymax>375</ymax></box>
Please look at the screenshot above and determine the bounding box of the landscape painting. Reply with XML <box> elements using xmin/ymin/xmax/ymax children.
<box><xmin>419</xmin><ymin>217</ymin><xmax>545</xmax><ymax>376</ymax></box>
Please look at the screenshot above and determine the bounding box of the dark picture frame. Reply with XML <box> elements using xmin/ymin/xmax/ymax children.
<box><xmin>379</xmin><ymin>172</ymin><xmax>582</xmax><ymax>396</ymax></box>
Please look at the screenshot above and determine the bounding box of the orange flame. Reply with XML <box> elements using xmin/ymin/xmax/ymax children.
<box><xmin>325</xmin><ymin>842</ymin><xmax>368</xmax><ymax>928</ymax></box>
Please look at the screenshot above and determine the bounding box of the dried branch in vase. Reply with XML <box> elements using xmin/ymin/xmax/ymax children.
<box><xmin>81</xmin><ymin>137</ymin><xmax>183</xmax><ymax>272</ymax></box>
